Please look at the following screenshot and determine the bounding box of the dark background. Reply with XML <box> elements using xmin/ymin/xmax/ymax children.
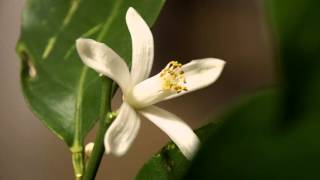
<box><xmin>0</xmin><ymin>0</ymin><xmax>274</xmax><ymax>179</ymax></box>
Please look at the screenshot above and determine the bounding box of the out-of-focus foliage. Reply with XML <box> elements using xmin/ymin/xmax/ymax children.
<box><xmin>136</xmin><ymin>122</ymin><xmax>219</xmax><ymax>180</ymax></box>
<box><xmin>269</xmin><ymin>0</ymin><xmax>320</xmax><ymax>125</ymax></box>
<box><xmin>16</xmin><ymin>0</ymin><xmax>164</xmax><ymax>149</ymax></box>
<box><xmin>137</xmin><ymin>0</ymin><xmax>320</xmax><ymax>179</ymax></box>
<box><xmin>136</xmin><ymin>90</ymin><xmax>280</xmax><ymax>179</ymax></box>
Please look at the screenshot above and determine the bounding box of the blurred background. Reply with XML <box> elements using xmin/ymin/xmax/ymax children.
<box><xmin>0</xmin><ymin>0</ymin><xmax>275</xmax><ymax>179</ymax></box>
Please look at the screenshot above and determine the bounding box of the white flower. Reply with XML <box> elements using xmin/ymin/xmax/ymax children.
<box><xmin>76</xmin><ymin>7</ymin><xmax>225</xmax><ymax>160</ymax></box>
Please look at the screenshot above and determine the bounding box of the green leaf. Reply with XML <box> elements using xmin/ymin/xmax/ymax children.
<box><xmin>16</xmin><ymin>0</ymin><xmax>165</xmax><ymax>149</ymax></box>
<box><xmin>268</xmin><ymin>0</ymin><xmax>320</xmax><ymax>125</ymax></box>
<box><xmin>184</xmin><ymin>90</ymin><xmax>282</xmax><ymax>179</ymax></box>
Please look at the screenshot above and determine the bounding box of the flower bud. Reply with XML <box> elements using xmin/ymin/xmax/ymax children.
<box><xmin>85</xmin><ymin>142</ymin><xmax>94</xmax><ymax>158</ymax></box>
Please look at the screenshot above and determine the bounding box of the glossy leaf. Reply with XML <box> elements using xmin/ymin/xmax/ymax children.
<box><xmin>16</xmin><ymin>0</ymin><xmax>165</xmax><ymax>148</ymax></box>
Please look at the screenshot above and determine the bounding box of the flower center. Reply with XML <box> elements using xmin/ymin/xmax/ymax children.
<box><xmin>160</xmin><ymin>61</ymin><xmax>188</xmax><ymax>93</ymax></box>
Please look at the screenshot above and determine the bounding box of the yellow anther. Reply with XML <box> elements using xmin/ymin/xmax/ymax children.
<box><xmin>160</xmin><ymin>61</ymin><xmax>188</xmax><ymax>93</ymax></box>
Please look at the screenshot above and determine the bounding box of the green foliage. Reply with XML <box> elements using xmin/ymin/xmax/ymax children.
<box><xmin>268</xmin><ymin>0</ymin><xmax>320</xmax><ymax>125</ymax></box>
<box><xmin>137</xmin><ymin>0</ymin><xmax>320</xmax><ymax>179</ymax></box>
<box><xmin>136</xmin><ymin>91</ymin><xmax>277</xmax><ymax>180</ymax></box>
<box><xmin>135</xmin><ymin>117</ymin><xmax>221</xmax><ymax>180</ymax></box>
<box><xmin>184</xmin><ymin>89</ymin><xmax>320</xmax><ymax>179</ymax></box>
<box><xmin>16</xmin><ymin>0</ymin><xmax>165</xmax><ymax>149</ymax></box>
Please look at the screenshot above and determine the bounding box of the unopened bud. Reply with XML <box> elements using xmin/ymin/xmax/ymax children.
<box><xmin>85</xmin><ymin>142</ymin><xmax>94</xmax><ymax>158</ymax></box>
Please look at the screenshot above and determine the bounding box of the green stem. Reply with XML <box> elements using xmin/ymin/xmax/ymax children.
<box><xmin>83</xmin><ymin>112</ymin><xmax>115</xmax><ymax>180</ymax></box>
<box><xmin>83</xmin><ymin>78</ymin><xmax>114</xmax><ymax>180</ymax></box>
<box><xmin>72</xmin><ymin>150</ymin><xmax>84</xmax><ymax>180</ymax></box>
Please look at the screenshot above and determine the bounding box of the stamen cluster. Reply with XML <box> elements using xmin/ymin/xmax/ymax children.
<box><xmin>160</xmin><ymin>61</ymin><xmax>188</xmax><ymax>93</ymax></box>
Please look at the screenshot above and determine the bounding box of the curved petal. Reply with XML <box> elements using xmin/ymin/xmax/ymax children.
<box><xmin>125</xmin><ymin>74</ymin><xmax>175</xmax><ymax>108</ymax></box>
<box><xmin>76</xmin><ymin>38</ymin><xmax>131</xmax><ymax>92</ymax></box>
<box><xmin>164</xmin><ymin>58</ymin><xmax>225</xmax><ymax>100</ymax></box>
<box><xmin>139</xmin><ymin>106</ymin><xmax>200</xmax><ymax>160</ymax></box>
<box><xmin>104</xmin><ymin>102</ymin><xmax>141</xmax><ymax>156</ymax></box>
<box><xmin>127</xmin><ymin>58</ymin><xmax>225</xmax><ymax>108</ymax></box>
<box><xmin>126</xmin><ymin>7</ymin><xmax>154</xmax><ymax>85</ymax></box>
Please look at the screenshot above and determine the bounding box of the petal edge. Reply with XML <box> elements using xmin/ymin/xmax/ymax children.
<box><xmin>104</xmin><ymin>102</ymin><xmax>141</xmax><ymax>156</ymax></box>
<box><xmin>139</xmin><ymin>106</ymin><xmax>200</xmax><ymax>159</ymax></box>
<box><xmin>126</xmin><ymin>7</ymin><xmax>154</xmax><ymax>85</ymax></box>
<box><xmin>76</xmin><ymin>38</ymin><xmax>131</xmax><ymax>92</ymax></box>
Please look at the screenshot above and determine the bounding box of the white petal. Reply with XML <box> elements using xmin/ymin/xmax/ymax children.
<box><xmin>76</xmin><ymin>38</ymin><xmax>131</xmax><ymax>92</ymax></box>
<box><xmin>139</xmin><ymin>106</ymin><xmax>200</xmax><ymax>160</ymax></box>
<box><xmin>164</xmin><ymin>58</ymin><xmax>225</xmax><ymax>100</ymax></box>
<box><xmin>126</xmin><ymin>7</ymin><xmax>154</xmax><ymax>85</ymax></box>
<box><xmin>127</xmin><ymin>58</ymin><xmax>225</xmax><ymax>108</ymax></box>
<box><xmin>104</xmin><ymin>102</ymin><xmax>141</xmax><ymax>156</ymax></box>
<box><xmin>125</xmin><ymin>74</ymin><xmax>175</xmax><ymax>109</ymax></box>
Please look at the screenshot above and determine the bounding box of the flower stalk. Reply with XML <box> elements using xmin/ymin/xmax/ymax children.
<box><xmin>83</xmin><ymin>78</ymin><xmax>115</xmax><ymax>180</ymax></box>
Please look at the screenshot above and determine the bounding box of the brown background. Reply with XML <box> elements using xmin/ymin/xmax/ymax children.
<box><xmin>0</xmin><ymin>0</ymin><xmax>274</xmax><ymax>179</ymax></box>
